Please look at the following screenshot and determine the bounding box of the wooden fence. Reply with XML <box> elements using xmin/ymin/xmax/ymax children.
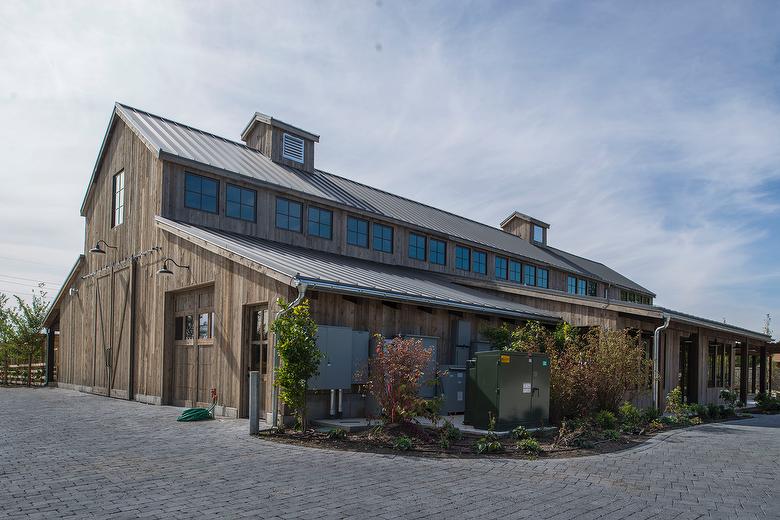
<box><xmin>0</xmin><ymin>362</ymin><xmax>47</xmax><ymax>386</ymax></box>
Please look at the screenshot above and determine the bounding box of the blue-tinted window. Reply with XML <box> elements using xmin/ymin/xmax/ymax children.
<box><xmin>372</xmin><ymin>223</ymin><xmax>393</xmax><ymax>253</ymax></box>
<box><xmin>275</xmin><ymin>197</ymin><xmax>302</xmax><ymax>232</ymax></box>
<box><xmin>536</xmin><ymin>268</ymin><xmax>548</xmax><ymax>289</ymax></box>
<box><xmin>509</xmin><ymin>260</ymin><xmax>521</xmax><ymax>283</ymax></box>
<box><xmin>578</xmin><ymin>279</ymin><xmax>586</xmax><ymax>295</ymax></box>
<box><xmin>455</xmin><ymin>246</ymin><xmax>470</xmax><ymax>271</ymax></box>
<box><xmin>307</xmin><ymin>206</ymin><xmax>332</xmax><ymax>239</ymax></box>
<box><xmin>473</xmin><ymin>251</ymin><xmax>487</xmax><ymax>275</ymax></box>
<box><xmin>533</xmin><ymin>224</ymin><xmax>545</xmax><ymax>243</ymax></box>
<box><xmin>226</xmin><ymin>184</ymin><xmax>256</xmax><ymax>222</ymax></box>
<box><xmin>408</xmin><ymin>233</ymin><xmax>426</xmax><ymax>261</ymax></box>
<box><xmin>347</xmin><ymin>216</ymin><xmax>368</xmax><ymax>248</ymax></box>
<box><xmin>429</xmin><ymin>238</ymin><xmax>446</xmax><ymax>265</ymax></box>
<box><xmin>523</xmin><ymin>264</ymin><xmax>535</xmax><ymax>286</ymax></box>
<box><xmin>185</xmin><ymin>172</ymin><xmax>218</xmax><ymax>213</ymax></box>
<box><xmin>495</xmin><ymin>256</ymin><xmax>508</xmax><ymax>279</ymax></box>
<box><xmin>567</xmin><ymin>276</ymin><xmax>577</xmax><ymax>295</ymax></box>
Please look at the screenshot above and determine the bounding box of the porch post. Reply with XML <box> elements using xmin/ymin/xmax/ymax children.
<box><xmin>759</xmin><ymin>345</ymin><xmax>767</xmax><ymax>394</ymax></box>
<box><xmin>45</xmin><ymin>328</ymin><xmax>56</xmax><ymax>384</ymax></box>
<box><xmin>249</xmin><ymin>371</ymin><xmax>260</xmax><ymax>435</ymax></box>
<box><xmin>740</xmin><ymin>342</ymin><xmax>748</xmax><ymax>404</ymax></box>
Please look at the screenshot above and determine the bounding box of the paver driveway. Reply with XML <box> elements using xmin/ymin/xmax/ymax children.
<box><xmin>1</xmin><ymin>388</ymin><xmax>779</xmax><ymax>519</ymax></box>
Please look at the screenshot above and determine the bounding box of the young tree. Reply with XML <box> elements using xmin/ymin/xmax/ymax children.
<box><xmin>270</xmin><ymin>298</ymin><xmax>320</xmax><ymax>430</ymax></box>
<box><xmin>8</xmin><ymin>290</ymin><xmax>48</xmax><ymax>387</ymax></box>
<box><xmin>367</xmin><ymin>335</ymin><xmax>432</xmax><ymax>425</ymax></box>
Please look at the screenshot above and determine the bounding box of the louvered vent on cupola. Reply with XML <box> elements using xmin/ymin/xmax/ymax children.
<box><xmin>281</xmin><ymin>133</ymin><xmax>305</xmax><ymax>163</ymax></box>
<box><xmin>240</xmin><ymin>112</ymin><xmax>320</xmax><ymax>173</ymax></box>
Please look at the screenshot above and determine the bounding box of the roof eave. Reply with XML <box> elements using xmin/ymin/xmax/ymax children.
<box><xmin>43</xmin><ymin>255</ymin><xmax>85</xmax><ymax>328</ymax></box>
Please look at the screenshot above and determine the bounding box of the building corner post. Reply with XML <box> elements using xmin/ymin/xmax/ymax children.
<box><xmin>45</xmin><ymin>327</ymin><xmax>56</xmax><ymax>385</ymax></box>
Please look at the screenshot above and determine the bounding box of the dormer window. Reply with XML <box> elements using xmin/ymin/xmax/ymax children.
<box><xmin>533</xmin><ymin>224</ymin><xmax>545</xmax><ymax>244</ymax></box>
<box><xmin>281</xmin><ymin>133</ymin><xmax>305</xmax><ymax>163</ymax></box>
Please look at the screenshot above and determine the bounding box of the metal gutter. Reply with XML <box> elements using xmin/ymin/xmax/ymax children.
<box><xmin>653</xmin><ymin>314</ymin><xmax>671</xmax><ymax>410</ymax></box>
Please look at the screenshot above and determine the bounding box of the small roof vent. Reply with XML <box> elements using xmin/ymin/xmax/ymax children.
<box><xmin>281</xmin><ymin>132</ymin><xmax>305</xmax><ymax>164</ymax></box>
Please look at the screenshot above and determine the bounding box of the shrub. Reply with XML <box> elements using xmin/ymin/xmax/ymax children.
<box><xmin>270</xmin><ymin>298</ymin><xmax>321</xmax><ymax>429</ymax></box>
<box><xmin>648</xmin><ymin>419</ymin><xmax>665</xmax><ymax>431</ymax></box>
<box><xmin>594</xmin><ymin>410</ymin><xmax>618</xmax><ymax>430</ymax></box>
<box><xmin>755</xmin><ymin>392</ymin><xmax>780</xmax><ymax>412</ymax></box>
<box><xmin>690</xmin><ymin>417</ymin><xmax>703</xmax><ymax>425</ymax></box>
<box><xmin>602</xmin><ymin>429</ymin><xmax>620</xmax><ymax>441</ymax></box>
<box><xmin>393</xmin><ymin>435</ymin><xmax>413</xmax><ymax>451</ymax></box>
<box><xmin>641</xmin><ymin>407</ymin><xmax>661</xmax><ymax>424</ymax></box>
<box><xmin>473</xmin><ymin>412</ymin><xmax>503</xmax><ymax>454</ymax></box>
<box><xmin>367</xmin><ymin>335</ymin><xmax>432</xmax><ymax>425</ymax></box>
<box><xmin>326</xmin><ymin>428</ymin><xmax>347</xmax><ymax>440</ymax></box>
<box><xmin>438</xmin><ymin>420</ymin><xmax>462</xmax><ymax>449</ymax></box>
<box><xmin>719</xmin><ymin>389</ymin><xmax>738</xmax><ymax>409</ymax></box>
<box><xmin>665</xmin><ymin>387</ymin><xmax>686</xmax><ymax>420</ymax></box>
<box><xmin>618</xmin><ymin>402</ymin><xmax>642</xmax><ymax>432</ymax></box>
<box><xmin>551</xmin><ymin>328</ymin><xmax>653</xmax><ymax>420</ymax></box>
<box><xmin>554</xmin><ymin>419</ymin><xmax>596</xmax><ymax>448</ymax></box>
<box><xmin>707</xmin><ymin>403</ymin><xmax>720</xmax><ymax>420</ymax></box>
<box><xmin>517</xmin><ymin>438</ymin><xmax>542</xmax><ymax>455</ymax></box>
<box><xmin>510</xmin><ymin>425</ymin><xmax>530</xmax><ymax>440</ymax></box>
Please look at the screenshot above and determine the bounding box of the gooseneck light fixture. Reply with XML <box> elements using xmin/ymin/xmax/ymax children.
<box><xmin>89</xmin><ymin>240</ymin><xmax>117</xmax><ymax>255</ymax></box>
<box><xmin>157</xmin><ymin>258</ymin><xmax>190</xmax><ymax>276</ymax></box>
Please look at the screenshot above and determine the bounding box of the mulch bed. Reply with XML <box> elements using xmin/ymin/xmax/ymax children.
<box><xmin>256</xmin><ymin>423</ymin><xmax>650</xmax><ymax>459</ymax></box>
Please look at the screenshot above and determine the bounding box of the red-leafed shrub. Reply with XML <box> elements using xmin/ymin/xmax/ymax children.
<box><xmin>367</xmin><ymin>335</ymin><xmax>432</xmax><ymax>425</ymax></box>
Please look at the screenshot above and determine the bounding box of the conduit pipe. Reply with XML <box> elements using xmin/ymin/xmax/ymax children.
<box><xmin>337</xmin><ymin>389</ymin><xmax>343</xmax><ymax>417</ymax></box>
<box><xmin>271</xmin><ymin>279</ymin><xmax>308</xmax><ymax>428</ymax></box>
<box><xmin>653</xmin><ymin>314</ymin><xmax>671</xmax><ymax>410</ymax></box>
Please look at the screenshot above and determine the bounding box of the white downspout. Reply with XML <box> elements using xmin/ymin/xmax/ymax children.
<box><xmin>653</xmin><ymin>314</ymin><xmax>671</xmax><ymax>410</ymax></box>
<box><xmin>270</xmin><ymin>279</ymin><xmax>308</xmax><ymax>429</ymax></box>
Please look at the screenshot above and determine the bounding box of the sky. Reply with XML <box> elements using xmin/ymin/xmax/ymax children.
<box><xmin>0</xmin><ymin>1</ymin><xmax>778</xmax><ymax>336</ymax></box>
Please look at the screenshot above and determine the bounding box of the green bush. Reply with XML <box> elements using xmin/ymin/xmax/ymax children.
<box><xmin>707</xmin><ymin>403</ymin><xmax>720</xmax><ymax>420</ymax></box>
<box><xmin>438</xmin><ymin>420</ymin><xmax>462</xmax><ymax>449</ymax></box>
<box><xmin>393</xmin><ymin>435</ymin><xmax>413</xmax><ymax>451</ymax></box>
<box><xmin>618</xmin><ymin>402</ymin><xmax>643</xmax><ymax>433</ymax></box>
<box><xmin>602</xmin><ymin>429</ymin><xmax>620</xmax><ymax>441</ymax></box>
<box><xmin>755</xmin><ymin>392</ymin><xmax>780</xmax><ymax>412</ymax></box>
<box><xmin>594</xmin><ymin>410</ymin><xmax>617</xmax><ymax>430</ymax></box>
<box><xmin>665</xmin><ymin>387</ymin><xmax>686</xmax><ymax>420</ymax></box>
<box><xmin>510</xmin><ymin>425</ymin><xmax>530</xmax><ymax>440</ymax></box>
<box><xmin>326</xmin><ymin>428</ymin><xmax>347</xmax><ymax>440</ymax></box>
<box><xmin>517</xmin><ymin>438</ymin><xmax>542</xmax><ymax>455</ymax></box>
<box><xmin>689</xmin><ymin>403</ymin><xmax>708</xmax><ymax>419</ymax></box>
<box><xmin>641</xmin><ymin>407</ymin><xmax>661</xmax><ymax>423</ymax></box>
<box><xmin>719</xmin><ymin>389</ymin><xmax>738</xmax><ymax>409</ymax></box>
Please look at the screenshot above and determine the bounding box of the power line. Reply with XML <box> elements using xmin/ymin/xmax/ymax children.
<box><xmin>0</xmin><ymin>255</ymin><xmax>63</xmax><ymax>268</ymax></box>
<box><xmin>0</xmin><ymin>279</ymin><xmax>60</xmax><ymax>290</ymax></box>
<box><xmin>0</xmin><ymin>274</ymin><xmax>60</xmax><ymax>285</ymax></box>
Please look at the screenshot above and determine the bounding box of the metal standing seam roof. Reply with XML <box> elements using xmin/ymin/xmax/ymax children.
<box><xmin>544</xmin><ymin>246</ymin><xmax>655</xmax><ymax>296</ymax></box>
<box><xmin>110</xmin><ymin>102</ymin><xmax>653</xmax><ymax>294</ymax></box>
<box><xmin>156</xmin><ymin>216</ymin><xmax>560</xmax><ymax>322</ymax></box>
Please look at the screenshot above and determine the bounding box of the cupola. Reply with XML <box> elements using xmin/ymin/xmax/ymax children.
<box><xmin>500</xmin><ymin>211</ymin><xmax>550</xmax><ymax>245</ymax></box>
<box><xmin>240</xmin><ymin>112</ymin><xmax>319</xmax><ymax>173</ymax></box>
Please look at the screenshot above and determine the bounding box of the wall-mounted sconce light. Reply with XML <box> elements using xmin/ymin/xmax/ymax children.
<box><xmin>89</xmin><ymin>240</ymin><xmax>117</xmax><ymax>255</ymax></box>
<box><xmin>157</xmin><ymin>258</ymin><xmax>190</xmax><ymax>276</ymax></box>
<box><xmin>69</xmin><ymin>288</ymin><xmax>78</xmax><ymax>296</ymax></box>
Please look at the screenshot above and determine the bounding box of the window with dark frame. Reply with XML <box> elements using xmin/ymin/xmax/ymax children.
<box><xmin>225</xmin><ymin>184</ymin><xmax>256</xmax><ymax>222</ymax></box>
<box><xmin>184</xmin><ymin>172</ymin><xmax>218</xmax><ymax>213</ymax></box>
<box><xmin>472</xmin><ymin>250</ymin><xmax>487</xmax><ymax>274</ymax></box>
<box><xmin>429</xmin><ymin>238</ymin><xmax>446</xmax><ymax>265</ymax></box>
<box><xmin>587</xmin><ymin>280</ymin><xmax>597</xmax><ymax>297</ymax></box>
<box><xmin>578</xmin><ymin>279</ymin><xmax>586</xmax><ymax>295</ymax></box>
<box><xmin>532</xmin><ymin>224</ymin><xmax>544</xmax><ymax>243</ymax></box>
<box><xmin>307</xmin><ymin>206</ymin><xmax>333</xmax><ymax>239</ymax></box>
<box><xmin>536</xmin><ymin>268</ymin><xmax>548</xmax><ymax>288</ymax></box>
<box><xmin>495</xmin><ymin>256</ymin><xmax>508</xmax><ymax>279</ymax></box>
<box><xmin>275</xmin><ymin>197</ymin><xmax>302</xmax><ymax>232</ymax></box>
<box><xmin>112</xmin><ymin>170</ymin><xmax>124</xmax><ymax>227</ymax></box>
<box><xmin>455</xmin><ymin>246</ymin><xmax>470</xmax><ymax>271</ymax></box>
<box><xmin>408</xmin><ymin>233</ymin><xmax>426</xmax><ymax>261</ymax></box>
<box><xmin>509</xmin><ymin>260</ymin><xmax>521</xmax><ymax>283</ymax></box>
<box><xmin>523</xmin><ymin>264</ymin><xmax>535</xmax><ymax>286</ymax></box>
<box><xmin>346</xmin><ymin>216</ymin><xmax>369</xmax><ymax>247</ymax></box>
<box><xmin>567</xmin><ymin>275</ymin><xmax>577</xmax><ymax>295</ymax></box>
<box><xmin>372</xmin><ymin>223</ymin><xmax>393</xmax><ymax>253</ymax></box>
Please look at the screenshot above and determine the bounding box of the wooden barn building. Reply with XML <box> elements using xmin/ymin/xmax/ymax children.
<box><xmin>43</xmin><ymin>103</ymin><xmax>774</xmax><ymax>420</ymax></box>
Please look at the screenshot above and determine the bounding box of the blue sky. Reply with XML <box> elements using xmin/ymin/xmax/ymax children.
<box><xmin>0</xmin><ymin>1</ymin><xmax>778</xmax><ymax>335</ymax></box>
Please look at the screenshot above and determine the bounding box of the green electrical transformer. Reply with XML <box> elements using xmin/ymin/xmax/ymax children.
<box><xmin>464</xmin><ymin>351</ymin><xmax>550</xmax><ymax>430</ymax></box>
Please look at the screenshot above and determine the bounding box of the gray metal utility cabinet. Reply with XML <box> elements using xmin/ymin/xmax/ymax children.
<box><xmin>464</xmin><ymin>351</ymin><xmax>550</xmax><ymax>430</ymax></box>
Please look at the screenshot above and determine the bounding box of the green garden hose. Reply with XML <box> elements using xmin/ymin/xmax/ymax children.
<box><xmin>177</xmin><ymin>392</ymin><xmax>217</xmax><ymax>422</ymax></box>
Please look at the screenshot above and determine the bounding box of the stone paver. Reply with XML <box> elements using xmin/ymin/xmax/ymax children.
<box><xmin>1</xmin><ymin>388</ymin><xmax>779</xmax><ymax>519</ymax></box>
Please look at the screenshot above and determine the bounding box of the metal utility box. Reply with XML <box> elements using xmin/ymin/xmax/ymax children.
<box><xmin>405</xmin><ymin>335</ymin><xmax>438</xmax><ymax>398</ymax></box>
<box><xmin>309</xmin><ymin>326</ymin><xmax>353</xmax><ymax>390</ymax></box>
<box><xmin>464</xmin><ymin>351</ymin><xmax>550</xmax><ymax>430</ymax></box>
<box><xmin>454</xmin><ymin>346</ymin><xmax>470</xmax><ymax>367</ymax></box>
<box><xmin>438</xmin><ymin>365</ymin><xmax>466</xmax><ymax>414</ymax></box>
<box><xmin>470</xmin><ymin>341</ymin><xmax>492</xmax><ymax>359</ymax></box>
